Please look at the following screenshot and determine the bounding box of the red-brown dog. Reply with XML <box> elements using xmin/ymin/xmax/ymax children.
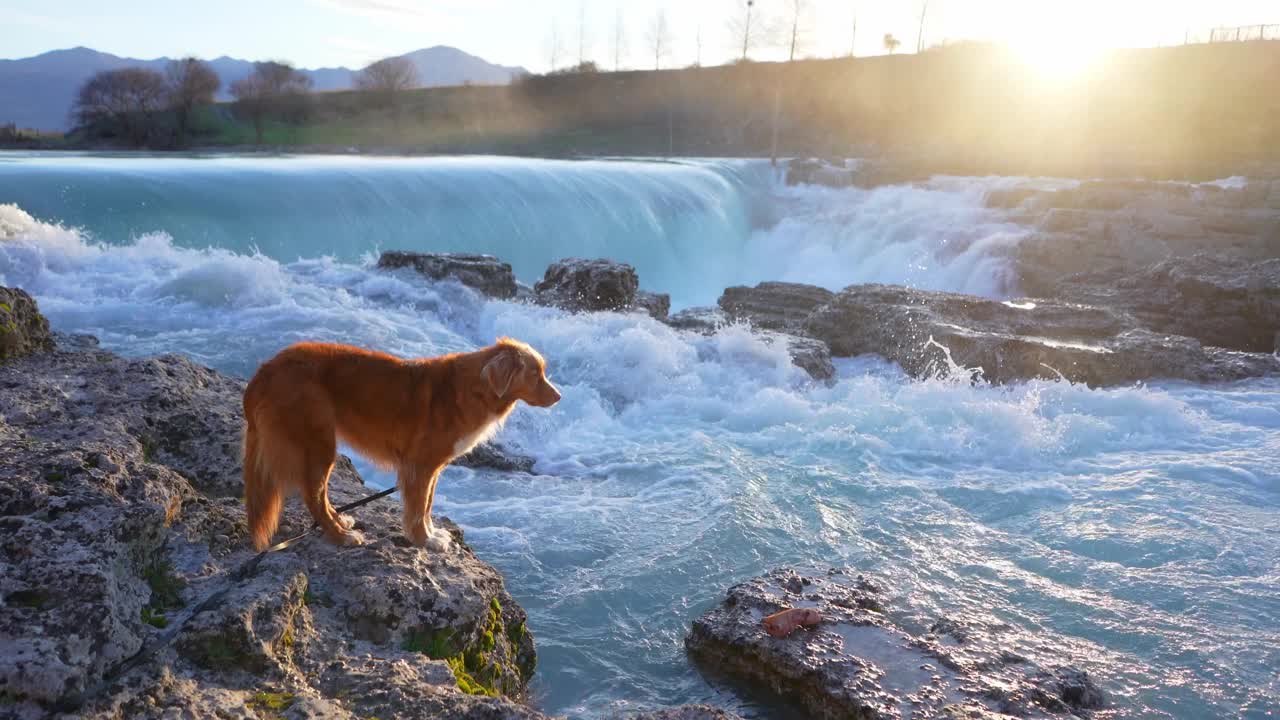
<box><xmin>242</xmin><ymin>337</ymin><xmax>559</xmax><ymax>551</ymax></box>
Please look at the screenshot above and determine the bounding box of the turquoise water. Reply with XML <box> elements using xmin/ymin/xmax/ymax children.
<box><xmin>1</xmin><ymin>154</ymin><xmax>1277</xmax><ymax>718</ymax></box>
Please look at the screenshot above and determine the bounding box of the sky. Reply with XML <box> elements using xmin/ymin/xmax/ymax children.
<box><xmin>3</xmin><ymin>0</ymin><xmax>1277</xmax><ymax>73</ymax></box>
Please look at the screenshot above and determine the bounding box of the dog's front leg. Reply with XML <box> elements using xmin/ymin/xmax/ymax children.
<box><xmin>398</xmin><ymin>461</ymin><xmax>449</xmax><ymax>551</ymax></box>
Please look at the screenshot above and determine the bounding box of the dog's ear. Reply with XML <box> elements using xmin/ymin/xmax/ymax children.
<box><xmin>482</xmin><ymin>350</ymin><xmax>521</xmax><ymax>398</ymax></box>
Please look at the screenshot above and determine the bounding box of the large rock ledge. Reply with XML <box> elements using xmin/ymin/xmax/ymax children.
<box><xmin>0</xmin><ymin>329</ymin><xmax>540</xmax><ymax>718</ymax></box>
<box><xmin>721</xmin><ymin>267</ymin><xmax>1279</xmax><ymax>386</ymax></box>
<box><xmin>686</xmin><ymin>568</ymin><xmax>1105</xmax><ymax>720</ymax></box>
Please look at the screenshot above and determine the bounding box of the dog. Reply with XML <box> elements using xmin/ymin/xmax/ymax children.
<box><xmin>241</xmin><ymin>337</ymin><xmax>560</xmax><ymax>551</ymax></box>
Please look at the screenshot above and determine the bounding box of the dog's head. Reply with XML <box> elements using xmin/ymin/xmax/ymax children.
<box><xmin>481</xmin><ymin>337</ymin><xmax>561</xmax><ymax>408</ymax></box>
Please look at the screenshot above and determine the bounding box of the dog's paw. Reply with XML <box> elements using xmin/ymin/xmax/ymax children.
<box><xmin>424</xmin><ymin>523</ymin><xmax>453</xmax><ymax>552</ymax></box>
<box><xmin>335</xmin><ymin>513</ymin><xmax>356</xmax><ymax>530</ymax></box>
<box><xmin>341</xmin><ymin>529</ymin><xmax>366</xmax><ymax>546</ymax></box>
<box><xmin>404</xmin><ymin>519</ymin><xmax>428</xmax><ymax>547</ymax></box>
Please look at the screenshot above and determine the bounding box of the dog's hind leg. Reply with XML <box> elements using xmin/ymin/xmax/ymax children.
<box><xmin>302</xmin><ymin>439</ymin><xmax>363</xmax><ymax>547</ymax></box>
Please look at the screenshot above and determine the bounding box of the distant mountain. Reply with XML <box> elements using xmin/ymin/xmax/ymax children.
<box><xmin>0</xmin><ymin>46</ymin><xmax>527</xmax><ymax>131</ymax></box>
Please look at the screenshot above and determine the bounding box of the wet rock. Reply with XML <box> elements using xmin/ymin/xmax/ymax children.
<box><xmin>377</xmin><ymin>251</ymin><xmax>518</xmax><ymax>299</ymax></box>
<box><xmin>996</xmin><ymin>180</ymin><xmax>1280</xmax><ymax>296</ymax></box>
<box><xmin>0</xmin><ymin>286</ymin><xmax>53</xmax><ymax>362</ymax></box>
<box><xmin>635</xmin><ymin>290</ymin><xmax>672</xmax><ymax>322</ymax></box>
<box><xmin>535</xmin><ymin>257</ymin><xmax>639</xmax><ymax>313</ymax></box>
<box><xmin>803</xmin><ymin>284</ymin><xmax>1280</xmax><ymax>386</ymax></box>
<box><xmin>686</xmin><ymin>567</ymin><xmax>1104</xmax><ymax>720</ymax></box>
<box><xmin>718</xmin><ymin>282</ymin><xmax>835</xmax><ymax>334</ymax></box>
<box><xmin>786</xmin><ymin>158</ymin><xmax>856</xmax><ymax>188</ymax></box>
<box><xmin>982</xmin><ymin>187</ymin><xmax>1043</xmax><ymax>210</ymax></box>
<box><xmin>629</xmin><ymin>705</ymin><xmax>744</xmax><ymax>720</ymax></box>
<box><xmin>665</xmin><ymin>306</ymin><xmax>726</xmax><ymax>333</ymax></box>
<box><xmin>1056</xmin><ymin>255</ymin><xmax>1280</xmax><ymax>354</ymax></box>
<box><xmin>758</xmin><ymin>331</ymin><xmax>836</xmax><ymax>383</ymax></box>
<box><xmin>453</xmin><ymin>442</ymin><xmax>537</xmax><ymax>474</ymax></box>
<box><xmin>0</xmin><ymin>339</ymin><xmax>542</xmax><ymax>718</ymax></box>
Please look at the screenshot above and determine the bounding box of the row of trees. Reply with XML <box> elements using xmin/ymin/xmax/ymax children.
<box><xmin>547</xmin><ymin>0</ymin><xmax>928</xmax><ymax>72</ymax></box>
<box><xmin>72</xmin><ymin>55</ymin><xmax>422</xmax><ymax>147</ymax></box>
<box><xmin>73</xmin><ymin>59</ymin><xmax>219</xmax><ymax>146</ymax></box>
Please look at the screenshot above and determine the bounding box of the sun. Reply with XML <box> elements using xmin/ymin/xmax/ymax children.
<box><xmin>1008</xmin><ymin>32</ymin><xmax>1108</xmax><ymax>81</ymax></box>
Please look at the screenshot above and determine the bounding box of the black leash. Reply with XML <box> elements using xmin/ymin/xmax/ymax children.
<box><xmin>54</xmin><ymin>485</ymin><xmax>398</xmax><ymax>714</ymax></box>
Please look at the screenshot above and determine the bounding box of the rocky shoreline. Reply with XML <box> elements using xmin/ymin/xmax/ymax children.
<box><xmin>0</xmin><ymin>290</ymin><xmax>729</xmax><ymax>720</ymax></box>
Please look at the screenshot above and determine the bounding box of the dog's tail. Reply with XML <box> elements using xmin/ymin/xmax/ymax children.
<box><xmin>242</xmin><ymin>419</ymin><xmax>283</xmax><ymax>551</ymax></box>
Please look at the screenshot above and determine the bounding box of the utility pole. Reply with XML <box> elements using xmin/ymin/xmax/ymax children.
<box><xmin>916</xmin><ymin>0</ymin><xmax>930</xmax><ymax>53</ymax></box>
<box><xmin>850</xmin><ymin>7</ymin><xmax>858</xmax><ymax>57</ymax></box>
<box><xmin>742</xmin><ymin>0</ymin><xmax>755</xmax><ymax>61</ymax></box>
<box><xmin>577</xmin><ymin>2</ymin><xmax>587</xmax><ymax>66</ymax></box>
<box><xmin>613</xmin><ymin>7</ymin><xmax>624</xmax><ymax>71</ymax></box>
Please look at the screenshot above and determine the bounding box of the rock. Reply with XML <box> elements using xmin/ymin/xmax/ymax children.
<box><xmin>377</xmin><ymin>251</ymin><xmax>518</xmax><ymax>300</ymax></box>
<box><xmin>786</xmin><ymin>158</ymin><xmax>857</xmax><ymax>188</ymax></box>
<box><xmin>1057</xmin><ymin>255</ymin><xmax>1280</xmax><ymax>354</ymax></box>
<box><xmin>983</xmin><ymin>187</ymin><xmax>1042</xmax><ymax>209</ymax></box>
<box><xmin>718</xmin><ymin>282</ymin><xmax>835</xmax><ymax>334</ymax></box>
<box><xmin>665</xmin><ymin>306</ymin><xmax>726</xmax><ymax>334</ymax></box>
<box><xmin>0</xmin><ymin>286</ymin><xmax>53</xmax><ymax>362</ymax></box>
<box><xmin>453</xmin><ymin>443</ymin><xmax>537</xmax><ymax>474</ymax></box>
<box><xmin>758</xmin><ymin>331</ymin><xmax>836</xmax><ymax>383</ymax></box>
<box><xmin>629</xmin><ymin>705</ymin><xmax>744</xmax><ymax>720</ymax></box>
<box><xmin>803</xmin><ymin>284</ymin><xmax>1280</xmax><ymax>386</ymax></box>
<box><xmin>0</xmin><ymin>341</ymin><xmax>543</xmax><ymax>719</ymax></box>
<box><xmin>635</xmin><ymin>290</ymin><xmax>672</xmax><ymax>322</ymax></box>
<box><xmin>686</xmin><ymin>567</ymin><xmax>1105</xmax><ymax>720</ymax></box>
<box><xmin>535</xmin><ymin>258</ymin><xmax>639</xmax><ymax>313</ymax></box>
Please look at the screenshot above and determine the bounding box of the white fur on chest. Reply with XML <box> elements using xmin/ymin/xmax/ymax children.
<box><xmin>452</xmin><ymin>413</ymin><xmax>504</xmax><ymax>458</ymax></box>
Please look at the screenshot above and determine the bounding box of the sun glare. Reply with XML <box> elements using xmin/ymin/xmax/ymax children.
<box><xmin>994</xmin><ymin>7</ymin><xmax>1113</xmax><ymax>82</ymax></box>
<box><xmin>1009</xmin><ymin>34</ymin><xmax>1108</xmax><ymax>81</ymax></box>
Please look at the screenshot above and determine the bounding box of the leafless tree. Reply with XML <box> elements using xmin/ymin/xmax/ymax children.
<box><xmin>230</xmin><ymin>61</ymin><xmax>312</xmax><ymax>145</ymax></box>
<box><xmin>694</xmin><ymin>23</ymin><xmax>704</xmax><ymax>66</ymax></box>
<box><xmin>73</xmin><ymin>67</ymin><xmax>168</xmax><ymax>146</ymax></box>
<box><xmin>355</xmin><ymin>56</ymin><xmax>419</xmax><ymax>109</ymax></box>
<box><xmin>547</xmin><ymin>20</ymin><xmax>566</xmax><ymax>72</ymax></box>
<box><xmin>165</xmin><ymin>57</ymin><xmax>220</xmax><ymax>147</ymax></box>
<box><xmin>727</xmin><ymin>0</ymin><xmax>769</xmax><ymax>62</ymax></box>
<box><xmin>782</xmin><ymin>0</ymin><xmax>812</xmax><ymax>61</ymax></box>
<box><xmin>611</xmin><ymin>7</ymin><xmax>627</xmax><ymax>71</ymax></box>
<box><xmin>916</xmin><ymin>0</ymin><xmax>930</xmax><ymax>53</ymax></box>
<box><xmin>883</xmin><ymin>33</ymin><xmax>901</xmax><ymax>54</ymax></box>
<box><xmin>646</xmin><ymin>9</ymin><xmax>672</xmax><ymax>70</ymax></box>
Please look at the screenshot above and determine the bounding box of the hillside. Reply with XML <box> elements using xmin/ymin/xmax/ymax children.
<box><xmin>128</xmin><ymin>40</ymin><xmax>1277</xmax><ymax>179</ymax></box>
<box><xmin>0</xmin><ymin>45</ymin><xmax>526</xmax><ymax>131</ymax></box>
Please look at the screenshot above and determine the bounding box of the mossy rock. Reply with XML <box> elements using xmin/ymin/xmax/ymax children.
<box><xmin>401</xmin><ymin>592</ymin><xmax>535</xmax><ymax>698</ymax></box>
<box><xmin>0</xmin><ymin>288</ymin><xmax>54</xmax><ymax>363</ymax></box>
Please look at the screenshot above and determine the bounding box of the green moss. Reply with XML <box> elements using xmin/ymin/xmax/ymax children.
<box><xmin>143</xmin><ymin>558</ymin><xmax>186</xmax><ymax>610</ymax></box>
<box><xmin>447</xmin><ymin>656</ymin><xmax>498</xmax><ymax>697</ymax></box>
<box><xmin>140</xmin><ymin>606</ymin><xmax>169</xmax><ymax>628</ymax></box>
<box><xmin>200</xmin><ymin>636</ymin><xmax>242</xmax><ymax>669</ymax></box>
<box><xmin>280</xmin><ymin>626</ymin><xmax>295</xmax><ymax>648</ymax></box>
<box><xmin>249</xmin><ymin>691</ymin><xmax>295</xmax><ymax>713</ymax></box>
<box><xmin>402</xmin><ymin>597</ymin><xmax>530</xmax><ymax>698</ymax></box>
<box><xmin>43</xmin><ymin>471</ymin><xmax>65</xmax><ymax>483</ymax></box>
<box><xmin>402</xmin><ymin>627</ymin><xmax>458</xmax><ymax>659</ymax></box>
<box><xmin>7</xmin><ymin>590</ymin><xmax>49</xmax><ymax>609</ymax></box>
